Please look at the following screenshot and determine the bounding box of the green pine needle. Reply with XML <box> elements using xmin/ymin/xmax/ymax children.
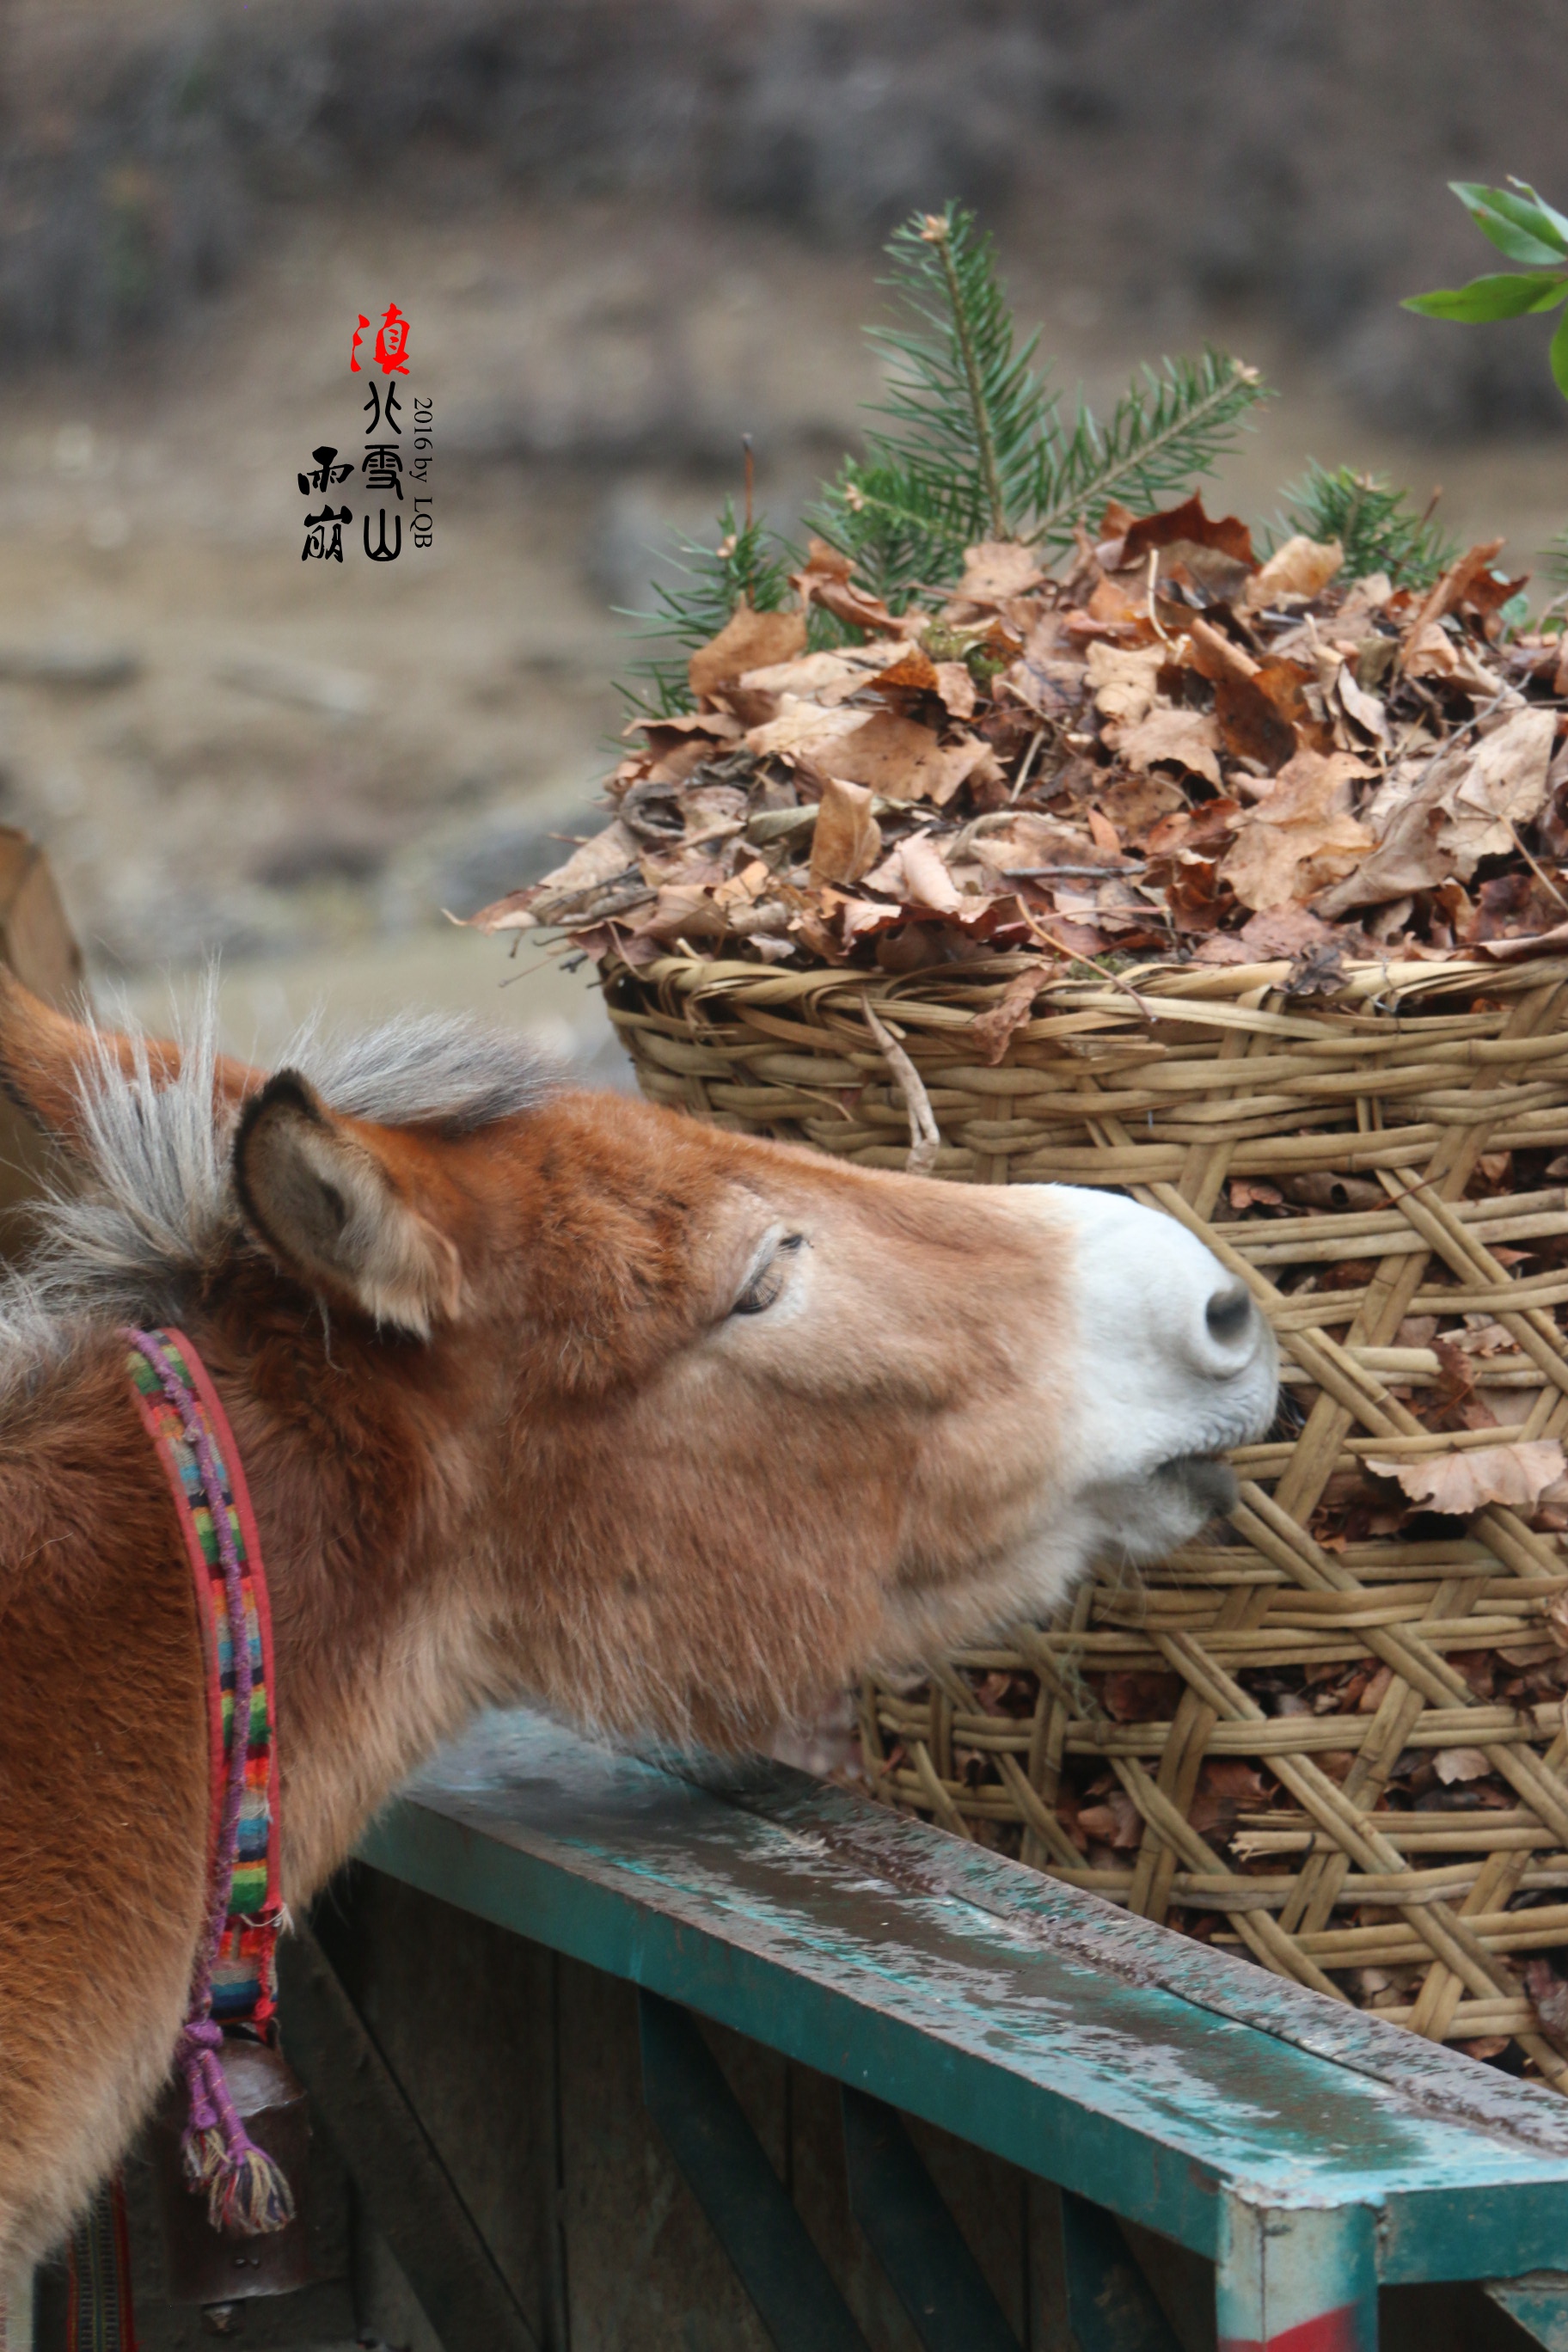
<box><xmin>620</xmin><ymin>201</ymin><xmax>1273</xmax><ymax>708</ymax></box>
<box><xmin>1270</xmin><ymin>462</ymin><xmax>1456</xmax><ymax>589</ymax></box>
<box><xmin>1029</xmin><ymin>351</ymin><xmax>1268</xmax><ymax>557</ymax></box>
<box><xmin>815</xmin><ymin>202</ymin><xmax>1267</xmax><ymax>597</ymax></box>
<box><xmin>617</xmin><ymin>499</ymin><xmax>794</xmax><ymax>717</ymax></box>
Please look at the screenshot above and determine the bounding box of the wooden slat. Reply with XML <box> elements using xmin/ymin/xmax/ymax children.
<box><xmin>358</xmin><ymin>1708</ymin><xmax>1568</xmax><ymax>2288</ymax></box>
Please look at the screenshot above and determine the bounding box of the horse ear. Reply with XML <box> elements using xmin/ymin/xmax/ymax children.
<box><xmin>233</xmin><ymin>1072</ymin><xmax>464</xmax><ymax>1336</ymax></box>
<box><xmin>0</xmin><ymin>966</ymin><xmax>260</xmax><ymax>1150</ymax></box>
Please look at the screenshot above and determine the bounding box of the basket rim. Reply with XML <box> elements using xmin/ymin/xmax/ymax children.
<box><xmin>599</xmin><ymin>947</ymin><xmax>1568</xmax><ymax>1020</ymax></box>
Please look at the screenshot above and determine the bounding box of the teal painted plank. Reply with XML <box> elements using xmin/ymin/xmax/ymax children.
<box><xmin>1484</xmin><ymin>2271</ymin><xmax>1568</xmax><ymax>2349</ymax></box>
<box><xmin>355</xmin><ymin>1711</ymin><xmax>1568</xmax><ymax>2282</ymax></box>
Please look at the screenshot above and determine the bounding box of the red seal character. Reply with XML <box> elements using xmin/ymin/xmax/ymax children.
<box><xmin>349</xmin><ymin>314</ymin><xmax>370</xmax><ymax>373</ymax></box>
<box><xmin>374</xmin><ymin>303</ymin><xmax>411</xmax><ymax>376</ymax></box>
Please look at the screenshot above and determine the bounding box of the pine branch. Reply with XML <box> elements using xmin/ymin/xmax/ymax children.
<box><xmin>811</xmin><ymin>455</ymin><xmax>975</xmax><ymax>611</ymax></box>
<box><xmin>1270</xmin><ymin>462</ymin><xmax>1455</xmax><ymax>587</ymax></box>
<box><xmin>922</xmin><ymin>213</ymin><xmax>1007</xmax><ymax>534</ymax></box>
<box><xmin>616</xmin><ymin>205</ymin><xmax>1274</xmax><ymax>716</ymax></box>
<box><xmin>860</xmin><ymin>203</ymin><xmax>1057</xmax><ymax>553</ymax></box>
<box><xmin>616</xmin><ymin>499</ymin><xmax>793</xmax><ymax>717</ymax></box>
<box><xmin>1028</xmin><ymin>352</ymin><xmax>1268</xmax><ymax>554</ymax></box>
<box><xmin>816</xmin><ymin>211</ymin><xmax>1267</xmax><ymax>600</ymax></box>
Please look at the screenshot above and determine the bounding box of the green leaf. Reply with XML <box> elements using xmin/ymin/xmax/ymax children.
<box><xmin>1404</xmin><ymin>270</ymin><xmax>1568</xmax><ymax>321</ymax></box>
<box><xmin>1550</xmin><ymin>307</ymin><xmax>1568</xmax><ymax>404</ymax></box>
<box><xmin>1451</xmin><ymin>180</ymin><xmax>1568</xmax><ymax>265</ymax></box>
<box><xmin>1509</xmin><ymin>179</ymin><xmax>1568</xmax><ymax>251</ymax></box>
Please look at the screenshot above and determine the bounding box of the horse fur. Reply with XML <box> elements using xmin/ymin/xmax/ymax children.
<box><xmin>0</xmin><ymin>970</ymin><xmax>1277</xmax><ymax>2276</ymax></box>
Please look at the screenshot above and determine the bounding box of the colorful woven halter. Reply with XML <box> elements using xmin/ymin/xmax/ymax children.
<box><xmin>40</xmin><ymin>1331</ymin><xmax>294</xmax><ymax>2352</ymax></box>
<box><xmin>123</xmin><ymin>1328</ymin><xmax>293</xmax><ymax>2239</ymax></box>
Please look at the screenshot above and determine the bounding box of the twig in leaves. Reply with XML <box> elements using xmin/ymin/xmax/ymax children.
<box><xmin>1504</xmin><ymin>816</ymin><xmax>1568</xmax><ymax>916</ymax></box>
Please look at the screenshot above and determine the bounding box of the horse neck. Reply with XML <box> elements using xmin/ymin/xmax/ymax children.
<box><xmin>193</xmin><ymin>1302</ymin><xmax>510</xmax><ymax>1905</ymax></box>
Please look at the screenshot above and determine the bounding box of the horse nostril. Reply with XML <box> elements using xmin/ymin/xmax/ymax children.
<box><xmin>1206</xmin><ymin>1284</ymin><xmax>1252</xmax><ymax>1347</ymax></box>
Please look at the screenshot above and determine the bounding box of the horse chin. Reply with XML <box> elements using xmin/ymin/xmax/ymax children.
<box><xmin>1102</xmin><ymin>1452</ymin><xmax>1240</xmax><ymax>1565</ymax></box>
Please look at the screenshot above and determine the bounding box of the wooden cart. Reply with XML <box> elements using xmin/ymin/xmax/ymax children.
<box><xmin>218</xmin><ymin>1710</ymin><xmax>1568</xmax><ymax>2352</ymax></box>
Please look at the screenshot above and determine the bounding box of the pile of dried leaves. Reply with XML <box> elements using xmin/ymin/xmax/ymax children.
<box><xmin>470</xmin><ymin>496</ymin><xmax>1568</xmax><ymax>1015</ymax></box>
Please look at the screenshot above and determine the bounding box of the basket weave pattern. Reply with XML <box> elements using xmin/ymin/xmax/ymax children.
<box><xmin>606</xmin><ymin>947</ymin><xmax>1568</xmax><ymax>2077</ymax></box>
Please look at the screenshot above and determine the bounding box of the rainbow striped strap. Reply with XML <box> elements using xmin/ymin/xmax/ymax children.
<box><xmin>124</xmin><ymin>1329</ymin><xmax>282</xmax><ymax>2033</ymax></box>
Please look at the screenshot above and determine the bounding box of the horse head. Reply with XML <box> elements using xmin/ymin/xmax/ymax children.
<box><xmin>0</xmin><ymin>967</ymin><xmax>1275</xmax><ymax>1760</ymax></box>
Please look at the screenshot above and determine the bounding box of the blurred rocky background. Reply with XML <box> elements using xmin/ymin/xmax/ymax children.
<box><xmin>2</xmin><ymin>0</ymin><xmax>1566</xmax><ymax>1063</ymax></box>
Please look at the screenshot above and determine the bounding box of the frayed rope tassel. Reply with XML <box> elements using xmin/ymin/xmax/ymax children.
<box><xmin>179</xmin><ymin>2022</ymin><xmax>295</xmax><ymax>2237</ymax></box>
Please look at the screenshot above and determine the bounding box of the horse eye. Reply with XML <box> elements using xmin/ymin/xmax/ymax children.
<box><xmin>732</xmin><ymin>1234</ymin><xmax>804</xmax><ymax>1317</ymax></box>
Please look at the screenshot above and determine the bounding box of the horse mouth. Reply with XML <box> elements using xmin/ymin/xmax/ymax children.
<box><xmin>1153</xmin><ymin>1452</ymin><xmax>1239</xmax><ymax>1520</ymax></box>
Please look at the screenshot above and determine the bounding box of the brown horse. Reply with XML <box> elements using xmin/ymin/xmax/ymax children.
<box><xmin>0</xmin><ymin>970</ymin><xmax>1275</xmax><ymax>2282</ymax></box>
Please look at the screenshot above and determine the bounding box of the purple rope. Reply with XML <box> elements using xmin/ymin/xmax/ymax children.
<box><xmin>127</xmin><ymin>1330</ymin><xmax>269</xmax><ymax>2196</ymax></box>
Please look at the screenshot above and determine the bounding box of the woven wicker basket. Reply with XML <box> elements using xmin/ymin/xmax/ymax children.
<box><xmin>603</xmin><ymin>946</ymin><xmax>1568</xmax><ymax>2078</ymax></box>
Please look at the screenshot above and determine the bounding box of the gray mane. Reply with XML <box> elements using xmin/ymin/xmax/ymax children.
<box><xmin>0</xmin><ymin>984</ymin><xmax>553</xmax><ymax>1345</ymax></box>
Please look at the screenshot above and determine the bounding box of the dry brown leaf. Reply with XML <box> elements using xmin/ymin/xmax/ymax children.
<box><xmin>822</xmin><ymin>712</ymin><xmax>964</xmax><ymax>802</ymax></box>
<box><xmin>1095</xmin><ymin>771</ymin><xmax>1186</xmax><ymax>843</ymax></box>
<box><xmin>1106</xmin><ymin>704</ymin><xmax>1223</xmax><ymax>787</ymax></box>
<box><xmin>1317</xmin><ymin>705</ymin><xmax>1555</xmax><ymax>914</ymax></box>
<box><xmin>1086</xmin><ymin>641</ymin><xmax>1163</xmax><ymax>725</ymax></box>
<box><xmin>734</xmin><ymin>647</ymin><xmax>881</xmax><ymax>709</ymax></box>
<box><xmin>898</xmin><ymin>833</ymin><xmax>966</xmax><ymax>913</ymax></box>
<box><xmin>1187</xmin><ymin>616</ymin><xmax>1259</xmax><ymax>686</ymax></box>
<box><xmin>871</xmin><ymin>647</ymin><xmax>941</xmax><ymax>697</ymax></box>
<box><xmin>461</xmin><ymin>818</ymin><xmax>639</xmax><ymax>932</ymax></box>
<box><xmin>934</xmin><ymin>659</ymin><xmax>977</xmax><ymax>719</ymax></box>
<box><xmin>1243</xmin><ymin>535</ymin><xmax>1344</xmax><ymax>610</ymax></box>
<box><xmin>808</xmin><ymin>775</ymin><xmax>881</xmax><ymax>888</ymax></box>
<box><xmin>1228</xmin><ymin>1178</ymin><xmax>1283</xmax><ymax>1209</ymax></box>
<box><xmin>1333</xmin><ymin>664</ymin><xmax>1389</xmax><ymax>744</ymax></box>
<box><xmin>1364</xmin><ymin>1439</ymin><xmax>1566</xmax><ymax>1514</ymax></box>
<box><xmin>1432</xmin><ymin>1746</ymin><xmax>1491</xmax><ymax>1785</ymax></box>
<box><xmin>1189</xmin><ymin>621</ymin><xmax>1319</xmax><ymax>770</ymax></box>
<box><xmin>1523</xmin><ymin>1957</ymin><xmax>1568</xmax><ymax>2042</ymax></box>
<box><xmin>953</xmin><ymin>540</ymin><xmax>1046</xmax><ymax>603</ymax></box>
<box><xmin>1400</xmin><ymin>539</ymin><xmax>1505</xmax><ymax>658</ymax></box>
<box><xmin>1283</xmin><ymin>1170</ymin><xmax>1386</xmax><ymax>1212</ymax></box>
<box><xmin>791</xmin><ymin>538</ymin><xmax>915</xmax><ymax>639</ymax></box>
<box><xmin>1476</xmin><ymin>921</ymin><xmax>1568</xmax><ymax>961</ymax></box>
<box><xmin>1402</xmin><ymin>624</ymin><xmax>1505</xmax><ymax>695</ymax></box>
<box><xmin>1220</xmin><ymin>750</ymin><xmax>1374</xmax><ymax>912</ymax></box>
<box><xmin>1076</xmin><ymin>1793</ymin><xmax>1143</xmax><ymax>1849</ymax></box>
<box><xmin>973</xmin><ymin>812</ymin><xmax>1124</xmax><ymax>878</ymax></box>
<box><xmin>1237</xmin><ymin>904</ymin><xmax>1341</xmax><ymax>960</ymax></box>
<box><xmin>1314</xmin><ymin>754</ymin><xmax>1455</xmax><ymax>915</ymax></box>
<box><xmin>744</xmin><ymin>701</ymin><xmax>864</xmax><ymax>763</ymax></box>
<box><xmin>1357</xmin><ymin>1665</ymin><xmax>1393</xmax><ymax>1714</ymax></box>
<box><xmin>1122</xmin><ymin>495</ymin><xmax>1255</xmax><ymax>569</ymax></box>
<box><xmin>688</xmin><ymin>601</ymin><xmax>807</xmax><ymax>701</ymax></box>
<box><xmin>635</xmin><ymin>881</ymin><xmax>735</xmax><ymax>944</ymax></box>
<box><xmin>1440</xmin><ymin>703</ymin><xmax>1557</xmax><ymax>869</ymax></box>
<box><xmin>971</xmin><ymin>969</ymin><xmax>1045</xmax><ymax>1064</ymax></box>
